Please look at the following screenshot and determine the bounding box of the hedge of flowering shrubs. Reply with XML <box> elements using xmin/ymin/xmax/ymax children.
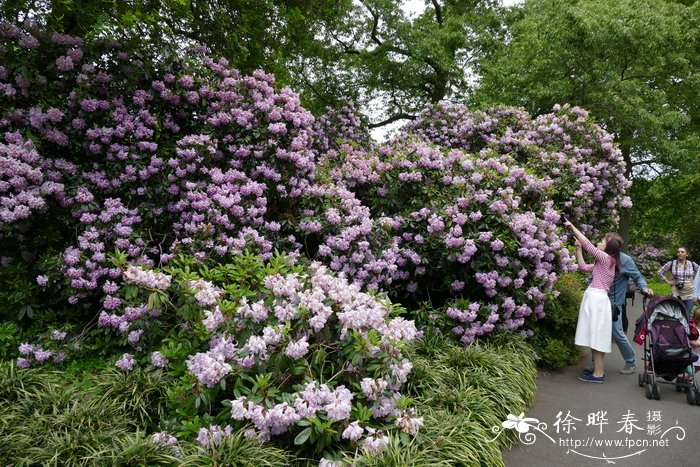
<box><xmin>1</xmin><ymin>20</ymin><xmax>632</xmax><ymax>345</ymax></box>
<box><xmin>2</xmin><ymin>19</ymin><xmax>632</xmax><ymax>458</ymax></box>
<box><xmin>317</xmin><ymin>104</ymin><xmax>630</xmax><ymax>344</ymax></box>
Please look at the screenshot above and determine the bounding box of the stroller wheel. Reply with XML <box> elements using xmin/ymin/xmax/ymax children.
<box><xmin>687</xmin><ymin>387</ymin><xmax>696</xmax><ymax>405</ymax></box>
<box><xmin>694</xmin><ymin>387</ymin><xmax>700</xmax><ymax>406</ymax></box>
<box><xmin>645</xmin><ymin>383</ymin><xmax>653</xmax><ymax>399</ymax></box>
<box><xmin>638</xmin><ymin>373</ymin><xmax>645</xmax><ymax>387</ymax></box>
<box><xmin>652</xmin><ymin>384</ymin><xmax>660</xmax><ymax>400</ymax></box>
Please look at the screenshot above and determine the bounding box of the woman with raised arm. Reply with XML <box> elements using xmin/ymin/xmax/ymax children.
<box><xmin>564</xmin><ymin>219</ymin><xmax>621</xmax><ymax>383</ymax></box>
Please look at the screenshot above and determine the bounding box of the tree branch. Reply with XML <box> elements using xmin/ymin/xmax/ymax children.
<box><xmin>328</xmin><ymin>30</ymin><xmax>361</xmax><ymax>54</ymax></box>
<box><xmin>360</xmin><ymin>0</ymin><xmax>383</xmax><ymax>46</ymax></box>
<box><xmin>359</xmin><ymin>0</ymin><xmax>413</xmax><ymax>58</ymax></box>
<box><xmin>369</xmin><ymin>113</ymin><xmax>416</xmax><ymax>128</ymax></box>
<box><xmin>432</xmin><ymin>0</ymin><xmax>443</xmax><ymax>25</ymax></box>
<box><xmin>631</xmin><ymin>158</ymin><xmax>661</xmax><ymax>166</ymax></box>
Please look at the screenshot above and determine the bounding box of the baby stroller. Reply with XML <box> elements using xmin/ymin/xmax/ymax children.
<box><xmin>634</xmin><ymin>296</ymin><xmax>700</xmax><ymax>404</ymax></box>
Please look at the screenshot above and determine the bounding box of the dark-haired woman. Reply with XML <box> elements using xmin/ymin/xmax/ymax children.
<box><xmin>657</xmin><ymin>246</ymin><xmax>698</xmax><ymax>318</ymax></box>
<box><xmin>564</xmin><ymin>220</ymin><xmax>620</xmax><ymax>384</ymax></box>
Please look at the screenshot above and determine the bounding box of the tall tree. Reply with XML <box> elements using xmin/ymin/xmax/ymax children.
<box><xmin>292</xmin><ymin>0</ymin><xmax>506</xmax><ymax>126</ymax></box>
<box><xmin>472</xmin><ymin>0</ymin><xmax>700</xmax><ymax>242</ymax></box>
<box><xmin>1</xmin><ymin>1</ymin><xmax>509</xmax><ymax>127</ymax></box>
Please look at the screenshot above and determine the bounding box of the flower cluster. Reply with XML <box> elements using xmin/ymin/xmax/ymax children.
<box><xmin>16</xmin><ymin>329</ymin><xmax>69</xmax><ymax>369</ymax></box>
<box><xmin>197</xmin><ymin>425</ymin><xmax>233</xmax><ymax>448</ymax></box>
<box><xmin>111</xmin><ymin>254</ymin><xmax>421</xmax><ymax>453</ymax></box>
<box><xmin>628</xmin><ymin>240</ymin><xmax>671</xmax><ymax>277</ymax></box>
<box><xmin>115</xmin><ymin>353</ymin><xmax>136</xmax><ymax>371</ymax></box>
<box><xmin>17</xmin><ymin>343</ymin><xmax>64</xmax><ymax>368</ymax></box>
<box><xmin>0</xmin><ymin>134</ymin><xmax>64</xmax><ymax>229</ymax></box>
<box><xmin>123</xmin><ymin>265</ymin><xmax>172</xmax><ymax>289</ymax></box>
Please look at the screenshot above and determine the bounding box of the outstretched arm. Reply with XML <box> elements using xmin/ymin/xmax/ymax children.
<box><xmin>623</xmin><ymin>255</ymin><xmax>653</xmax><ymax>297</ymax></box>
<box><xmin>573</xmin><ymin>239</ymin><xmax>593</xmax><ymax>272</ymax></box>
<box><xmin>564</xmin><ymin>219</ymin><xmax>587</xmax><ymax>245</ymax></box>
<box><xmin>563</xmin><ymin>219</ymin><xmax>610</xmax><ymax>265</ymax></box>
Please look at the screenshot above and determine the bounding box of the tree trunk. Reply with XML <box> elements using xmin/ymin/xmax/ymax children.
<box><xmin>619</xmin><ymin>200</ymin><xmax>631</xmax><ymax>252</ymax></box>
<box><xmin>618</xmin><ymin>135</ymin><xmax>633</xmax><ymax>252</ymax></box>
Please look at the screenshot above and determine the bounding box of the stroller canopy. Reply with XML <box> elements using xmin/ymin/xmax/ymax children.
<box><xmin>646</xmin><ymin>296</ymin><xmax>690</xmax><ymax>333</ymax></box>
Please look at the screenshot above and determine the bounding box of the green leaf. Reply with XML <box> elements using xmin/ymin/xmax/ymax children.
<box><xmin>294</xmin><ymin>427</ymin><xmax>312</xmax><ymax>445</ymax></box>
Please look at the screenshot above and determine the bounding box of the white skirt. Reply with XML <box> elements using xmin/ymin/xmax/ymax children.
<box><xmin>575</xmin><ymin>287</ymin><xmax>612</xmax><ymax>353</ymax></box>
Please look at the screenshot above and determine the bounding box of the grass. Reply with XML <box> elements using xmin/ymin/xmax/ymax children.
<box><xmin>644</xmin><ymin>279</ymin><xmax>671</xmax><ymax>298</ymax></box>
<box><xmin>0</xmin><ymin>361</ymin><xmax>169</xmax><ymax>466</ymax></box>
<box><xmin>0</xmin><ymin>330</ymin><xmax>538</xmax><ymax>466</ymax></box>
<box><xmin>338</xmin><ymin>329</ymin><xmax>537</xmax><ymax>467</ymax></box>
<box><xmin>0</xmin><ymin>360</ymin><xmax>294</xmax><ymax>466</ymax></box>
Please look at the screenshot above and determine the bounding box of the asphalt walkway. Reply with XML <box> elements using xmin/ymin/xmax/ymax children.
<box><xmin>501</xmin><ymin>296</ymin><xmax>697</xmax><ymax>466</ymax></box>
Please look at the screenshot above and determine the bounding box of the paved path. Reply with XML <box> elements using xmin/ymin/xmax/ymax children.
<box><xmin>501</xmin><ymin>297</ymin><xmax>698</xmax><ymax>466</ymax></box>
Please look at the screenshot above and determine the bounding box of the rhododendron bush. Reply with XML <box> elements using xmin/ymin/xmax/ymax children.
<box><xmin>0</xmin><ymin>22</ymin><xmax>400</xmax><ymax>315</ymax></box>
<box><xmin>405</xmin><ymin>103</ymin><xmax>632</xmax><ymax>235</ymax></box>
<box><xmin>1</xmin><ymin>23</ymin><xmax>631</xmax><ymax>355</ymax></box>
<box><xmin>106</xmin><ymin>252</ymin><xmax>421</xmax><ymax>454</ymax></box>
<box><xmin>318</xmin><ymin>105</ymin><xmax>630</xmax><ymax>343</ymax></box>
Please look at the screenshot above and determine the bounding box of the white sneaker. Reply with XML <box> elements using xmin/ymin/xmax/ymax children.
<box><xmin>619</xmin><ymin>364</ymin><xmax>636</xmax><ymax>375</ymax></box>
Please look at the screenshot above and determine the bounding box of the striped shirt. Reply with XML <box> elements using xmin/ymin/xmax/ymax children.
<box><xmin>657</xmin><ymin>260</ymin><xmax>698</xmax><ymax>284</ymax></box>
<box><xmin>577</xmin><ymin>238</ymin><xmax>616</xmax><ymax>291</ymax></box>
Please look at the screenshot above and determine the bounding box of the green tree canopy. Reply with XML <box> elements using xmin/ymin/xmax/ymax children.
<box><xmin>1</xmin><ymin>1</ymin><xmax>509</xmax><ymax>128</ymax></box>
<box><xmin>472</xmin><ymin>0</ymin><xmax>700</xmax><ymax>241</ymax></box>
<box><xmin>0</xmin><ymin>0</ymin><xmax>348</xmax><ymax>85</ymax></box>
<box><xmin>298</xmin><ymin>0</ymin><xmax>506</xmax><ymax>126</ymax></box>
<box><xmin>474</xmin><ymin>0</ymin><xmax>700</xmax><ymax>174</ymax></box>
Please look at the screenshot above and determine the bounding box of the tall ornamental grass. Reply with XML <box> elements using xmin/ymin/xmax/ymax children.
<box><xmin>0</xmin><ymin>331</ymin><xmax>537</xmax><ymax>466</ymax></box>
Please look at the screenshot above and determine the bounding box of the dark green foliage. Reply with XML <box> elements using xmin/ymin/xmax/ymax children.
<box><xmin>0</xmin><ymin>322</ymin><xmax>20</xmax><ymax>360</ymax></box>
<box><xmin>631</xmin><ymin>174</ymin><xmax>700</xmax><ymax>256</ymax></box>
<box><xmin>528</xmin><ymin>273</ymin><xmax>583</xmax><ymax>369</ymax></box>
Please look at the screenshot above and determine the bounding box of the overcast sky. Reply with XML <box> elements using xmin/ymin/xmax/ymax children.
<box><xmin>403</xmin><ymin>0</ymin><xmax>523</xmax><ymax>16</ymax></box>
